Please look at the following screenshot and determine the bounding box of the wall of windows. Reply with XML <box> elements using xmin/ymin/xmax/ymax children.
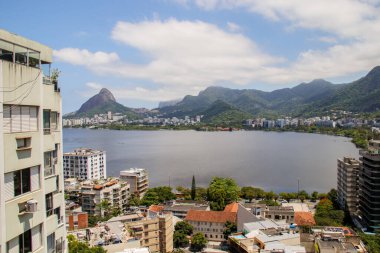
<box><xmin>0</xmin><ymin>39</ymin><xmax>40</xmax><ymax>68</ymax></box>
<box><xmin>3</xmin><ymin>105</ymin><xmax>38</xmax><ymax>133</ymax></box>
<box><xmin>4</xmin><ymin>166</ymin><xmax>40</xmax><ymax>201</ymax></box>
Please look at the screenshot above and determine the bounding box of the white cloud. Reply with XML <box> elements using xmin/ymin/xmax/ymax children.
<box><xmin>53</xmin><ymin>48</ymin><xmax>119</xmax><ymax>66</ymax></box>
<box><xmin>55</xmin><ymin>19</ymin><xmax>283</xmax><ymax>91</ymax></box>
<box><xmin>226</xmin><ymin>22</ymin><xmax>241</xmax><ymax>32</ymax></box>
<box><xmin>55</xmin><ymin>0</ymin><xmax>380</xmax><ymax>103</ymax></box>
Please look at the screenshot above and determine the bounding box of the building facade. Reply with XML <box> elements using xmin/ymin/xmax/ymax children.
<box><xmin>126</xmin><ymin>213</ymin><xmax>173</xmax><ymax>253</ymax></box>
<box><xmin>119</xmin><ymin>168</ymin><xmax>149</xmax><ymax>198</ymax></box>
<box><xmin>80</xmin><ymin>179</ymin><xmax>130</xmax><ymax>216</ymax></box>
<box><xmin>358</xmin><ymin>140</ymin><xmax>380</xmax><ymax>232</ymax></box>
<box><xmin>337</xmin><ymin>157</ymin><xmax>360</xmax><ymax>214</ymax></box>
<box><xmin>0</xmin><ymin>29</ymin><xmax>66</xmax><ymax>252</ymax></box>
<box><xmin>63</xmin><ymin>148</ymin><xmax>106</xmax><ymax>180</ymax></box>
<box><xmin>185</xmin><ymin>210</ymin><xmax>237</xmax><ymax>241</ymax></box>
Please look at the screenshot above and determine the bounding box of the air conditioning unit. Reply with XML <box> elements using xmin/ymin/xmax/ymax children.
<box><xmin>26</xmin><ymin>199</ymin><xmax>38</xmax><ymax>212</ymax></box>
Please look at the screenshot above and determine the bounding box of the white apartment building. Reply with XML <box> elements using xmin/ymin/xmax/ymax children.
<box><xmin>80</xmin><ymin>179</ymin><xmax>130</xmax><ymax>216</ymax></box>
<box><xmin>63</xmin><ymin>148</ymin><xmax>106</xmax><ymax>180</ymax></box>
<box><xmin>119</xmin><ymin>168</ymin><xmax>149</xmax><ymax>198</ymax></box>
<box><xmin>0</xmin><ymin>30</ymin><xmax>66</xmax><ymax>252</ymax></box>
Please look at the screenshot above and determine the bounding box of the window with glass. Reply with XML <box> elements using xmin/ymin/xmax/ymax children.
<box><xmin>14</xmin><ymin>45</ymin><xmax>27</xmax><ymax>65</ymax></box>
<box><xmin>3</xmin><ymin>105</ymin><xmax>38</xmax><ymax>133</ymax></box>
<box><xmin>56</xmin><ymin>237</ymin><xmax>64</xmax><ymax>253</ymax></box>
<box><xmin>51</xmin><ymin>112</ymin><xmax>59</xmax><ymax>130</ymax></box>
<box><xmin>19</xmin><ymin>229</ymin><xmax>32</xmax><ymax>253</ymax></box>
<box><xmin>28</xmin><ymin>49</ymin><xmax>40</xmax><ymax>68</ymax></box>
<box><xmin>43</xmin><ymin>110</ymin><xmax>51</xmax><ymax>134</ymax></box>
<box><xmin>47</xmin><ymin>233</ymin><xmax>55</xmax><ymax>253</ymax></box>
<box><xmin>14</xmin><ymin>168</ymin><xmax>31</xmax><ymax>197</ymax></box>
<box><xmin>46</xmin><ymin>193</ymin><xmax>53</xmax><ymax>217</ymax></box>
<box><xmin>0</xmin><ymin>39</ymin><xmax>14</xmax><ymax>62</ymax></box>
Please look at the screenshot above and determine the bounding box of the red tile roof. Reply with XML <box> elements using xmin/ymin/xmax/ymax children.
<box><xmin>149</xmin><ymin>205</ymin><xmax>164</xmax><ymax>213</ymax></box>
<box><xmin>224</xmin><ymin>202</ymin><xmax>239</xmax><ymax>213</ymax></box>
<box><xmin>295</xmin><ymin>212</ymin><xmax>316</xmax><ymax>226</ymax></box>
<box><xmin>185</xmin><ymin>210</ymin><xmax>237</xmax><ymax>223</ymax></box>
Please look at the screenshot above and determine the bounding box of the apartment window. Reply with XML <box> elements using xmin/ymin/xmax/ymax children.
<box><xmin>46</xmin><ymin>193</ymin><xmax>53</xmax><ymax>217</ymax></box>
<box><xmin>19</xmin><ymin>229</ymin><xmax>32</xmax><ymax>253</ymax></box>
<box><xmin>47</xmin><ymin>233</ymin><xmax>55</xmax><ymax>253</ymax></box>
<box><xmin>0</xmin><ymin>39</ymin><xmax>14</xmax><ymax>62</ymax></box>
<box><xmin>56</xmin><ymin>237</ymin><xmax>64</xmax><ymax>253</ymax></box>
<box><xmin>3</xmin><ymin>105</ymin><xmax>38</xmax><ymax>133</ymax></box>
<box><xmin>44</xmin><ymin>151</ymin><xmax>55</xmax><ymax>177</ymax></box>
<box><xmin>14</xmin><ymin>168</ymin><xmax>31</xmax><ymax>197</ymax></box>
<box><xmin>51</xmin><ymin>112</ymin><xmax>59</xmax><ymax>130</ymax></box>
<box><xmin>28</xmin><ymin>49</ymin><xmax>40</xmax><ymax>68</ymax></box>
<box><xmin>16</xmin><ymin>137</ymin><xmax>31</xmax><ymax>150</ymax></box>
<box><xmin>43</xmin><ymin>110</ymin><xmax>51</xmax><ymax>134</ymax></box>
<box><xmin>14</xmin><ymin>45</ymin><xmax>28</xmax><ymax>65</ymax></box>
<box><xmin>54</xmin><ymin>207</ymin><xmax>62</xmax><ymax>223</ymax></box>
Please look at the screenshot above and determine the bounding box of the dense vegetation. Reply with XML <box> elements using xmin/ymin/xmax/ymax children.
<box><xmin>67</xmin><ymin>234</ymin><xmax>107</xmax><ymax>253</ymax></box>
<box><xmin>158</xmin><ymin>66</ymin><xmax>380</xmax><ymax>119</ymax></box>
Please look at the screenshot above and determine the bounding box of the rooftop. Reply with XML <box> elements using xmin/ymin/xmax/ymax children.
<box><xmin>224</xmin><ymin>202</ymin><xmax>239</xmax><ymax>213</ymax></box>
<box><xmin>185</xmin><ymin>210</ymin><xmax>236</xmax><ymax>223</ymax></box>
<box><xmin>294</xmin><ymin>212</ymin><xmax>316</xmax><ymax>226</ymax></box>
<box><xmin>64</xmin><ymin>148</ymin><xmax>105</xmax><ymax>156</ymax></box>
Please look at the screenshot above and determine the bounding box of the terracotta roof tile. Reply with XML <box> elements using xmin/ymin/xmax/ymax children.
<box><xmin>224</xmin><ymin>202</ymin><xmax>239</xmax><ymax>213</ymax></box>
<box><xmin>295</xmin><ymin>212</ymin><xmax>316</xmax><ymax>226</ymax></box>
<box><xmin>149</xmin><ymin>205</ymin><xmax>164</xmax><ymax>213</ymax></box>
<box><xmin>185</xmin><ymin>210</ymin><xmax>236</xmax><ymax>223</ymax></box>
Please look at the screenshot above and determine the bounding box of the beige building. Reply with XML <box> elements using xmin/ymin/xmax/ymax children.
<box><xmin>119</xmin><ymin>168</ymin><xmax>149</xmax><ymax>198</ymax></box>
<box><xmin>126</xmin><ymin>213</ymin><xmax>174</xmax><ymax>253</ymax></box>
<box><xmin>185</xmin><ymin>210</ymin><xmax>237</xmax><ymax>241</ymax></box>
<box><xmin>0</xmin><ymin>29</ymin><xmax>66</xmax><ymax>252</ymax></box>
<box><xmin>337</xmin><ymin>157</ymin><xmax>360</xmax><ymax>214</ymax></box>
<box><xmin>81</xmin><ymin>179</ymin><xmax>130</xmax><ymax>216</ymax></box>
<box><xmin>63</xmin><ymin>148</ymin><xmax>106</xmax><ymax>180</ymax></box>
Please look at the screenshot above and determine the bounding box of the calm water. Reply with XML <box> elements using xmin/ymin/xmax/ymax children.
<box><xmin>63</xmin><ymin>128</ymin><xmax>359</xmax><ymax>193</ymax></box>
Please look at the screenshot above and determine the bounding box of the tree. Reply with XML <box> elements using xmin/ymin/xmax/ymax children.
<box><xmin>67</xmin><ymin>234</ymin><xmax>107</xmax><ymax>253</ymax></box>
<box><xmin>311</xmin><ymin>191</ymin><xmax>319</xmax><ymax>201</ymax></box>
<box><xmin>327</xmin><ymin>188</ymin><xmax>339</xmax><ymax>208</ymax></box>
<box><xmin>195</xmin><ymin>187</ymin><xmax>208</xmax><ymax>201</ymax></box>
<box><xmin>190</xmin><ymin>232</ymin><xmax>207</xmax><ymax>252</ymax></box>
<box><xmin>128</xmin><ymin>193</ymin><xmax>141</xmax><ymax>206</ymax></box>
<box><xmin>265</xmin><ymin>191</ymin><xmax>276</xmax><ymax>200</ymax></box>
<box><xmin>97</xmin><ymin>200</ymin><xmax>111</xmax><ymax>216</ymax></box>
<box><xmin>314</xmin><ymin>198</ymin><xmax>344</xmax><ymax>226</ymax></box>
<box><xmin>223</xmin><ymin>221</ymin><xmax>237</xmax><ymax>239</ymax></box>
<box><xmin>240</xmin><ymin>186</ymin><xmax>255</xmax><ymax>202</ymax></box>
<box><xmin>207</xmin><ymin>177</ymin><xmax>240</xmax><ymax>210</ymax></box>
<box><xmin>175</xmin><ymin>221</ymin><xmax>193</xmax><ymax>235</ymax></box>
<box><xmin>174</xmin><ymin>231</ymin><xmax>190</xmax><ymax>248</ymax></box>
<box><xmin>191</xmin><ymin>175</ymin><xmax>196</xmax><ymax>200</ymax></box>
<box><xmin>298</xmin><ymin>190</ymin><xmax>310</xmax><ymax>203</ymax></box>
<box><xmin>140</xmin><ymin>186</ymin><xmax>176</xmax><ymax>206</ymax></box>
<box><xmin>176</xmin><ymin>186</ymin><xmax>191</xmax><ymax>200</ymax></box>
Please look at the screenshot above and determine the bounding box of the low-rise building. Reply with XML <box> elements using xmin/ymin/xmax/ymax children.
<box><xmin>67</xmin><ymin>211</ymin><xmax>89</xmax><ymax>231</ymax></box>
<box><xmin>81</xmin><ymin>179</ymin><xmax>130</xmax><ymax>216</ymax></box>
<box><xmin>185</xmin><ymin>210</ymin><xmax>237</xmax><ymax>241</ymax></box>
<box><xmin>149</xmin><ymin>200</ymin><xmax>210</xmax><ymax>219</ymax></box>
<box><xmin>120</xmin><ymin>168</ymin><xmax>149</xmax><ymax>198</ymax></box>
<box><xmin>126</xmin><ymin>213</ymin><xmax>174</xmax><ymax>253</ymax></box>
<box><xmin>63</xmin><ymin>148</ymin><xmax>107</xmax><ymax>180</ymax></box>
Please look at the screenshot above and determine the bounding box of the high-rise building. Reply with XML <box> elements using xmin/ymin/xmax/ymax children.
<box><xmin>337</xmin><ymin>157</ymin><xmax>360</xmax><ymax>214</ymax></box>
<box><xmin>119</xmin><ymin>168</ymin><xmax>149</xmax><ymax>198</ymax></box>
<box><xmin>358</xmin><ymin>140</ymin><xmax>380</xmax><ymax>232</ymax></box>
<box><xmin>0</xmin><ymin>29</ymin><xmax>66</xmax><ymax>252</ymax></box>
<box><xmin>63</xmin><ymin>148</ymin><xmax>106</xmax><ymax>180</ymax></box>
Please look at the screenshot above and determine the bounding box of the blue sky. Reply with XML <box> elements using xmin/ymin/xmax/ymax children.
<box><xmin>1</xmin><ymin>0</ymin><xmax>379</xmax><ymax>113</ymax></box>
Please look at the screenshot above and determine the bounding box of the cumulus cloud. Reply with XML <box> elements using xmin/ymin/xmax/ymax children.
<box><xmin>55</xmin><ymin>19</ymin><xmax>282</xmax><ymax>91</ymax></box>
<box><xmin>55</xmin><ymin>1</ymin><xmax>380</xmax><ymax>103</ymax></box>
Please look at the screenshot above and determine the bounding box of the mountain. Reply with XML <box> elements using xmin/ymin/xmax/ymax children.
<box><xmin>158</xmin><ymin>66</ymin><xmax>380</xmax><ymax>120</ymax></box>
<box><xmin>71</xmin><ymin>88</ymin><xmax>140</xmax><ymax>118</ymax></box>
<box><xmin>158</xmin><ymin>99</ymin><xmax>181</xmax><ymax>108</ymax></box>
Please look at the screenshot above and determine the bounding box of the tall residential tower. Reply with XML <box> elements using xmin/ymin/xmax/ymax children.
<box><xmin>0</xmin><ymin>29</ymin><xmax>66</xmax><ymax>252</ymax></box>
